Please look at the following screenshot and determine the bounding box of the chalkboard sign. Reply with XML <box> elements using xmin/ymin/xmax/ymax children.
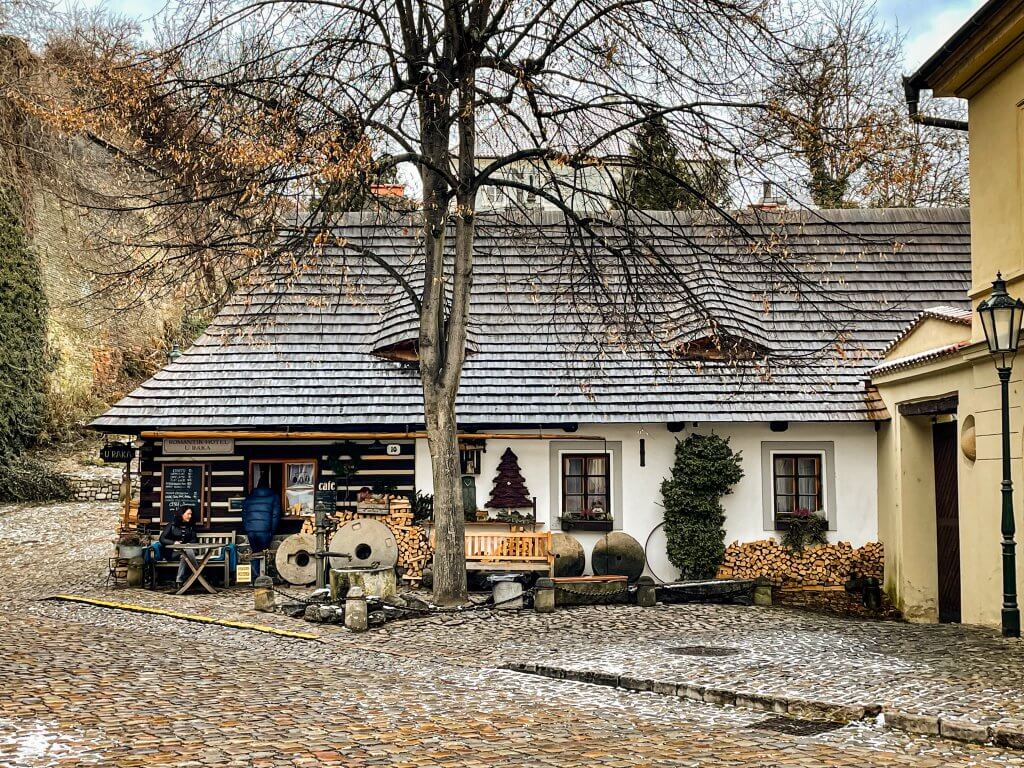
<box><xmin>161</xmin><ymin>463</ymin><xmax>206</xmax><ymax>523</ymax></box>
<box><xmin>313</xmin><ymin>479</ymin><xmax>337</xmax><ymax>521</ymax></box>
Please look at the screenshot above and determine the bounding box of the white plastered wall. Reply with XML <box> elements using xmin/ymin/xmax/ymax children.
<box><xmin>415</xmin><ymin>421</ymin><xmax>879</xmax><ymax>580</ymax></box>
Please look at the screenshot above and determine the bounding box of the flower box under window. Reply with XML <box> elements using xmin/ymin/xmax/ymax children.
<box><xmin>559</xmin><ymin>515</ymin><xmax>613</xmax><ymax>532</ymax></box>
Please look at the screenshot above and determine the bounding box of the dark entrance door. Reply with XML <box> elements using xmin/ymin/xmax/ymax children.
<box><xmin>932</xmin><ymin>421</ymin><xmax>961</xmax><ymax>623</ymax></box>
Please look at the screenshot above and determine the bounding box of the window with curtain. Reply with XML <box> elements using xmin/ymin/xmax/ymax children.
<box><xmin>773</xmin><ymin>454</ymin><xmax>823</xmax><ymax>517</ymax></box>
<box><xmin>562</xmin><ymin>453</ymin><xmax>610</xmax><ymax>518</ymax></box>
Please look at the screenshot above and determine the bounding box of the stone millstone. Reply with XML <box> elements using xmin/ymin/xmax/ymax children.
<box><xmin>550</xmin><ymin>533</ymin><xmax>586</xmax><ymax>577</ymax></box>
<box><xmin>329</xmin><ymin>518</ymin><xmax>398</xmax><ymax>570</ymax></box>
<box><xmin>275</xmin><ymin>533</ymin><xmax>318</xmax><ymax>586</ymax></box>
<box><xmin>591</xmin><ymin>532</ymin><xmax>645</xmax><ymax>581</ymax></box>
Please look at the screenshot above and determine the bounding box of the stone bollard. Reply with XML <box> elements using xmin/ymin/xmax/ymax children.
<box><xmin>635</xmin><ymin>575</ymin><xmax>657</xmax><ymax>608</ymax></box>
<box><xmin>126</xmin><ymin>557</ymin><xmax>145</xmax><ymax>588</ymax></box>
<box><xmin>345</xmin><ymin>586</ymin><xmax>368</xmax><ymax>632</ymax></box>
<box><xmin>534</xmin><ymin>577</ymin><xmax>555</xmax><ymax>613</ymax></box>
<box><xmin>753</xmin><ymin>578</ymin><xmax>773</xmax><ymax>606</ymax></box>
<box><xmin>253</xmin><ymin>575</ymin><xmax>275</xmax><ymax>612</ymax></box>
<box><xmin>490</xmin><ymin>574</ymin><xmax>524</xmax><ymax>610</ymax></box>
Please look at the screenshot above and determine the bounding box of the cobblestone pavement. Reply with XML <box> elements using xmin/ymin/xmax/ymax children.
<box><xmin>6</xmin><ymin>500</ymin><xmax>1024</xmax><ymax>765</ymax></box>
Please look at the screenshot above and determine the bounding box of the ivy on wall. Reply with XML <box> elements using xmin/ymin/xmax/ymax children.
<box><xmin>0</xmin><ymin>188</ymin><xmax>51</xmax><ymax>458</ymax></box>
<box><xmin>0</xmin><ymin>188</ymin><xmax>71</xmax><ymax>502</ymax></box>
<box><xmin>661</xmin><ymin>432</ymin><xmax>744</xmax><ymax>579</ymax></box>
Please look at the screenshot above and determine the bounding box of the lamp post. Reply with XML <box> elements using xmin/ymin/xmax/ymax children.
<box><xmin>978</xmin><ymin>273</ymin><xmax>1024</xmax><ymax>638</ymax></box>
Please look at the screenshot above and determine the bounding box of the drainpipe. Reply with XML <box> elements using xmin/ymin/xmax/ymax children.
<box><xmin>903</xmin><ymin>76</ymin><xmax>969</xmax><ymax>131</ymax></box>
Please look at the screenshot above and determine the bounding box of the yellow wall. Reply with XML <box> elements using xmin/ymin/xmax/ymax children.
<box><xmin>874</xmin><ymin>26</ymin><xmax>1024</xmax><ymax>629</ymax></box>
<box><xmin>875</xmin><ymin>351</ymin><xmax>1024</xmax><ymax>627</ymax></box>
<box><xmin>968</xmin><ymin>53</ymin><xmax>1024</xmax><ymax>324</ymax></box>
<box><xmin>886</xmin><ymin>317</ymin><xmax>970</xmax><ymax>360</ymax></box>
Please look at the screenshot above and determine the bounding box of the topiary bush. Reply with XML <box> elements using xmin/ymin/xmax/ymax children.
<box><xmin>0</xmin><ymin>456</ymin><xmax>74</xmax><ymax>503</ymax></box>
<box><xmin>661</xmin><ymin>433</ymin><xmax>744</xmax><ymax>579</ymax></box>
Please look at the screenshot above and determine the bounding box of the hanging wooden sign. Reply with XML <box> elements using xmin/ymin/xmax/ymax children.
<box><xmin>100</xmin><ymin>443</ymin><xmax>134</xmax><ymax>464</ymax></box>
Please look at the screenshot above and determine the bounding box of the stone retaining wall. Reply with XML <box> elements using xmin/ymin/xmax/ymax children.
<box><xmin>68</xmin><ymin>477</ymin><xmax>121</xmax><ymax>502</ymax></box>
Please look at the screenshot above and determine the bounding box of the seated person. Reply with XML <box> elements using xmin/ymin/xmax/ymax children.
<box><xmin>159</xmin><ymin>506</ymin><xmax>199</xmax><ymax>589</ymax></box>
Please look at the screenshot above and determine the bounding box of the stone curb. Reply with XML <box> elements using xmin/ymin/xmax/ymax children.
<box><xmin>502</xmin><ymin>663</ymin><xmax>1015</xmax><ymax>749</ymax></box>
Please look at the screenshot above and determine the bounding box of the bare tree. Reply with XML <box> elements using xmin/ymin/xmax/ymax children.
<box><xmin>752</xmin><ymin>0</ymin><xmax>967</xmax><ymax>209</ymax></box>
<box><xmin>26</xmin><ymin>0</ymin><xmax>869</xmax><ymax>605</ymax></box>
<box><xmin>859</xmin><ymin>94</ymin><xmax>969</xmax><ymax>208</ymax></box>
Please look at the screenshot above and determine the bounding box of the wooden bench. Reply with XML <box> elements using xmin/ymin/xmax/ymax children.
<box><xmin>148</xmin><ymin>531</ymin><xmax>237</xmax><ymax>587</ymax></box>
<box><xmin>433</xmin><ymin>531</ymin><xmax>554</xmax><ymax>575</ymax></box>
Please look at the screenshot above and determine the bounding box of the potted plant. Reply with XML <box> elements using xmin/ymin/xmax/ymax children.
<box><xmin>117</xmin><ymin>530</ymin><xmax>147</xmax><ymax>560</ymax></box>
<box><xmin>559</xmin><ymin>503</ymin><xmax>613</xmax><ymax>532</ymax></box>
<box><xmin>779</xmin><ymin>508</ymin><xmax>828</xmax><ymax>553</ymax></box>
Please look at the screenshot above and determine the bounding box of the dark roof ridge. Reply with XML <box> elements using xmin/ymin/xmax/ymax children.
<box><xmin>324</xmin><ymin>207</ymin><xmax>970</xmax><ymax>229</ymax></box>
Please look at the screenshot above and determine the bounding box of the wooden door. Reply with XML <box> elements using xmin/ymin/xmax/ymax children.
<box><xmin>932</xmin><ymin>421</ymin><xmax>961</xmax><ymax>623</ymax></box>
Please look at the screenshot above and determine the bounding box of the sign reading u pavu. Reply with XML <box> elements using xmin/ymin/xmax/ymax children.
<box><xmin>163</xmin><ymin>438</ymin><xmax>235</xmax><ymax>456</ymax></box>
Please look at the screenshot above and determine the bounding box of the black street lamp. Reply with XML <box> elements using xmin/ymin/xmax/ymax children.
<box><xmin>978</xmin><ymin>272</ymin><xmax>1024</xmax><ymax>638</ymax></box>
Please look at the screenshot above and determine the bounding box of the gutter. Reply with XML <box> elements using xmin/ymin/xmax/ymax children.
<box><xmin>902</xmin><ymin>76</ymin><xmax>969</xmax><ymax>132</ymax></box>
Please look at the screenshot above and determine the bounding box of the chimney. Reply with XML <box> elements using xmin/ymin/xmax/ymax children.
<box><xmin>371</xmin><ymin>184</ymin><xmax>406</xmax><ymax>199</ymax></box>
<box><xmin>750</xmin><ymin>181</ymin><xmax>785</xmax><ymax>211</ymax></box>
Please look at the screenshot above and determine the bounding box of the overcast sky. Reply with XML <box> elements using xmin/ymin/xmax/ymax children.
<box><xmin>59</xmin><ymin>0</ymin><xmax>988</xmax><ymax>69</ymax></box>
<box><xmin>878</xmin><ymin>0</ymin><xmax>988</xmax><ymax>67</ymax></box>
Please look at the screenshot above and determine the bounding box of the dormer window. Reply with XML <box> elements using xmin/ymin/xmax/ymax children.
<box><xmin>673</xmin><ymin>334</ymin><xmax>769</xmax><ymax>362</ymax></box>
<box><xmin>371</xmin><ymin>338</ymin><xmax>421</xmax><ymax>362</ymax></box>
<box><xmin>370</xmin><ymin>316</ymin><xmax>479</xmax><ymax>363</ymax></box>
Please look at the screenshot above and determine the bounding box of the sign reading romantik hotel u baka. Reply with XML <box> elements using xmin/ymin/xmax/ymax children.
<box><xmin>162</xmin><ymin>438</ymin><xmax>235</xmax><ymax>456</ymax></box>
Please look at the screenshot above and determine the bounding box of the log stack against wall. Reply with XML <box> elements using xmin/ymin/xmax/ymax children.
<box><xmin>717</xmin><ymin>540</ymin><xmax>884</xmax><ymax>586</ymax></box>
<box><xmin>717</xmin><ymin>539</ymin><xmax>894</xmax><ymax>617</ymax></box>
<box><xmin>333</xmin><ymin>496</ymin><xmax>433</xmax><ymax>585</ymax></box>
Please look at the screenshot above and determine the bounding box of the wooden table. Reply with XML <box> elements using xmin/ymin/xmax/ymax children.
<box><xmin>167</xmin><ymin>542</ymin><xmax>222</xmax><ymax>595</ymax></box>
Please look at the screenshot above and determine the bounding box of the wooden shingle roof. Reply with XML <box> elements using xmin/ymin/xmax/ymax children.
<box><xmin>92</xmin><ymin>208</ymin><xmax>971</xmax><ymax>432</ymax></box>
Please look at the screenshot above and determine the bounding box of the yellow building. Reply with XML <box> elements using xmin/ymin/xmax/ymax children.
<box><xmin>876</xmin><ymin>0</ymin><xmax>1024</xmax><ymax>627</ymax></box>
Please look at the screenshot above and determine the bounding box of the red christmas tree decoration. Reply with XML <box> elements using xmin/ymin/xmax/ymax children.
<box><xmin>485</xmin><ymin>447</ymin><xmax>532</xmax><ymax>509</ymax></box>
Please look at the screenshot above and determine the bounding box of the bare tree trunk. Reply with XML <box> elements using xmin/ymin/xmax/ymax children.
<box><xmin>417</xmin><ymin>74</ymin><xmax>469</xmax><ymax>605</ymax></box>
<box><xmin>424</xmin><ymin>388</ymin><xmax>467</xmax><ymax>605</ymax></box>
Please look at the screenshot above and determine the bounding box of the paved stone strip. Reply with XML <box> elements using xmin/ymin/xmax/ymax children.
<box><xmin>503</xmin><ymin>662</ymin><xmax>1024</xmax><ymax>749</ymax></box>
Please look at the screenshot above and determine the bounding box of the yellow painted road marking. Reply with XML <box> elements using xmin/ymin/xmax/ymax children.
<box><xmin>48</xmin><ymin>594</ymin><xmax>321</xmax><ymax>641</ymax></box>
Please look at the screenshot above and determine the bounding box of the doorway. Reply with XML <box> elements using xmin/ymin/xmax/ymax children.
<box><xmin>932</xmin><ymin>421</ymin><xmax>961</xmax><ymax>623</ymax></box>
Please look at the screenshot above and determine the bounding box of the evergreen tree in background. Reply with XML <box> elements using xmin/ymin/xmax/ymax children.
<box><xmin>622</xmin><ymin>115</ymin><xmax>729</xmax><ymax>210</ymax></box>
<box><xmin>661</xmin><ymin>433</ymin><xmax>744</xmax><ymax>579</ymax></box>
<box><xmin>485</xmin><ymin>448</ymin><xmax>533</xmax><ymax>509</ymax></box>
<box><xmin>0</xmin><ymin>188</ymin><xmax>50</xmax><ymax>458</ymax></box>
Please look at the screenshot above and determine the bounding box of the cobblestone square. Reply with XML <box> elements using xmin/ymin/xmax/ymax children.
<box><xmin>6</xmin><ymin>501</ymin><xmax>1024</xmax><ymax>766</ymax></box>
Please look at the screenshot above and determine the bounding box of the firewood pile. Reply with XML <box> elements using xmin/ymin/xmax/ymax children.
<box><xmin>716</xmin><ymin>539</ymin><xmax>884</xmax><ymax>587</ymax></box>
<box><xmin>333</xmin><ymin>496</ymin><xmax>433</xmax><ymax>586</ymax></box>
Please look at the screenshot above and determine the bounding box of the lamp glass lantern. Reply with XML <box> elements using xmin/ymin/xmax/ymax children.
<box><xmin>979</xmin><ymin>273</ymin><xmax>1024</xmax><ymax>363</ymax></box>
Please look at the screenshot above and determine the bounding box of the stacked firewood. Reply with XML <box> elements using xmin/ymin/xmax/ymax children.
<box><xmin>716</xmin><ymin>539</ymin><xmax>883</xmax><ymax>587</ymax></box>
<box><xmin>332</xmin><ymin>496</ymin><xmax>433</xmax><ymax>585</ymax></box>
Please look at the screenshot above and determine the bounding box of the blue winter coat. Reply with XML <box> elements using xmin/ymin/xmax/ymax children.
<box><xmin>242</xmin><ymin>487</ymin><xmax>281</xmax><ymax>552</ymax></box>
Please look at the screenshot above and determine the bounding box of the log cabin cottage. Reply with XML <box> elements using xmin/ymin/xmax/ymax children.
<box><xmin>92</xmin><ymin>209</ymin><xmax>971</xmax><ymax>583</ymax></box>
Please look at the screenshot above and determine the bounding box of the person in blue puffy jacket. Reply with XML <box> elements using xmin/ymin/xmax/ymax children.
<box><xmin>242</xmin><ymin>475</ymin><xmax>281</xmax><ymax>552</ymax></box>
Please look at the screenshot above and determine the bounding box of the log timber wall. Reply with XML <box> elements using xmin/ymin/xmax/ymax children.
<box><xmin>138</xmin><ymin>437</ymin><xmax>415</xmax><ymax>534</ymax></box>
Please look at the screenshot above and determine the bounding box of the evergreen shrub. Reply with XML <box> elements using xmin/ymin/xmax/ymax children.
<box><xmin>0</xmin><ymin>188</ymin><xmax>52</xmax><ymax>458</ymax></box>
<box><xmin>0</xmin><ymin>456</ymin><xmax>74</xmax><ymax>503</ymax></box>
<box><xmin>661</xmin><ymin>433</ymin><xmax>744</xmax><ymax>579</ymax></box>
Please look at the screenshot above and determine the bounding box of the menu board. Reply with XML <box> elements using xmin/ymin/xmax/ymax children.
<box><xmin>313</xmin><ymin>479</ymin><xmax>337</xmax><ymax>522</ymax></box>
<box><xmin>161</xmin><ymin>463</ymin><xmax>205</xmax><ymax>523</ymax></box>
